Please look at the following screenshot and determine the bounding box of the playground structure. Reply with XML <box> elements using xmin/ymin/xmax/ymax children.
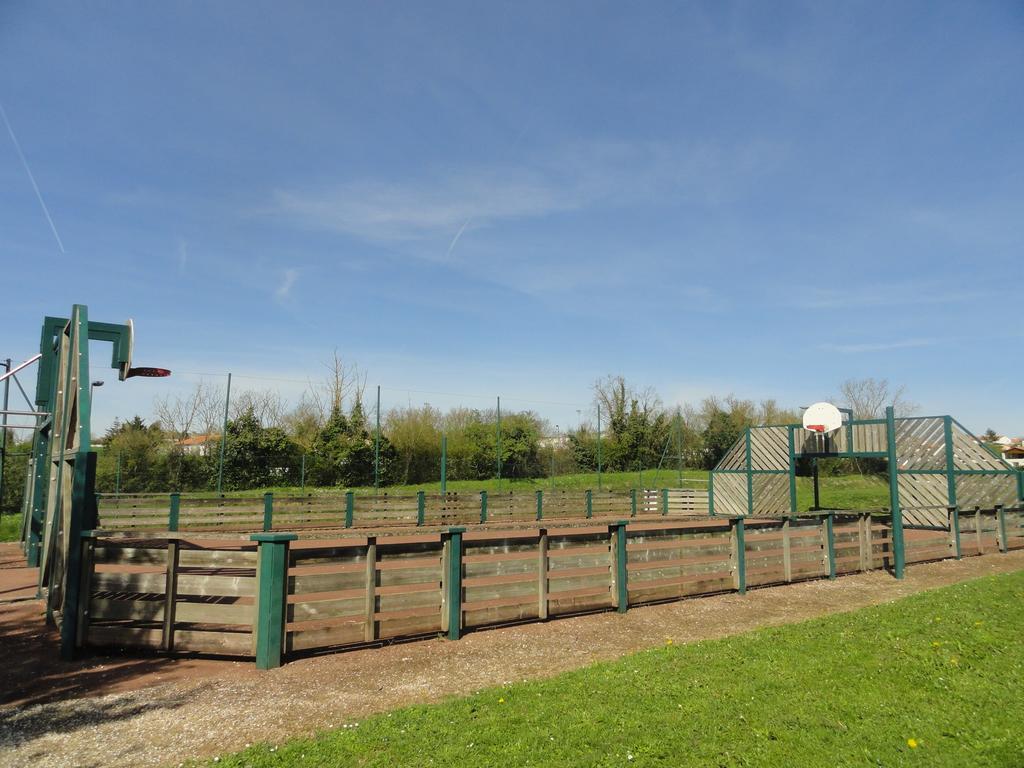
<box><xmin>7</xmin><ymin>304</ymin><xmax>1024</xmax><ymax>668</ymax></box>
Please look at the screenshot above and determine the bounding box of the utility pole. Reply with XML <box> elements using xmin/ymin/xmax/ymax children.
<box><xmin>216</xmin><ymin>372</ymin><xmax>232</xmax><ymax>493</ymax></box>
<box><xmin>374</xmin><ymin>385</ymin><xmax>381</xmax><ymax>491</ymax></box>
<box><xmin>496</xmin><ymin>396</ymin><xmax>502</xmax><ymax>489</ymax></box>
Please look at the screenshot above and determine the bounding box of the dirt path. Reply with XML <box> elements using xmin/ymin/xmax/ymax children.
<box><xmin>2</xmin><ymin>549</ymin><xmax>1023</xmax><ymax>768</ymax></box>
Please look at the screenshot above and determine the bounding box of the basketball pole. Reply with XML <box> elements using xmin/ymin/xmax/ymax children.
<box><xmin>812</xmin><ymin>458</ymin><xmax>820</xmax><ymax>511</ymax></box>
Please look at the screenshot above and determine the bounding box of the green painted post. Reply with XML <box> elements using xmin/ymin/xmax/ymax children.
<box><xmin>115</xmin><ymin>451</ymin><xmax>122</xmax><ymax>495</ymax></box>
<box><xmin>300</xmin><ymin>454</ymin><xmax>305</xmax><ymax>494</ymax></box>
<box><xmin>676</xmin><ymin>409</ymin><xmax>684</xmax><ymax>489</ymax></box>
<box><xmin>732</xmin><ymin>518</ymin><xmax>746</xmax><ymax>595</ymax></box>
<box><xmin>948</xmin><ymin>506</ymin><xmax>962</xmax><ymax>559</ymax></box>
<box><xmin>885</xmin><ymin>406</ymin><xmax>906</xmax><ymax>579</ymax></box>
<box><xmin>417</xmin><ymin>490</ymin><xmax>425</xmax><ymax>526</ymax></box>
<box><xmin>440</xmin><ymin>433</ymin><xmax>447</xmax><ymax>495</ymax></box>
<box><xmin>216</xmin><ymin>372</ymin><xmax>232</xmax><ymax>494</ymax></box>
<box><xmin>169</xmin><ymin>493</ymin><xmax>180</xmax><ymax>532</ymax></box>
<box><xmin>536</xmin><ymin>490</ymin><xmax>543</xmax><ymax>521</ymax></box>
<box><xmin>480</xmin><ymin>490</ymin><xmax>488</xmax><ymax>524</ymax></box>
<box><xmin>745</xmin><ymin>428</ymin><xmax>753</xmax><ymax>516</ymax></box>
<box><xmin>661</xmin><ymin>488</ymin><xmax>669</xmax><ymax>516</ymax></box>
<box><xmin>344</xmin><ymin>491</ymin><xmax>354</xmax><ymax>528</ymax></box>
<box><xmin>630</xmin><ymin>488</ymin><xmax>637</xmax><ymax>518</ymax></box>
<box><xmin>0</xmin><ymin>359</ymin><xmax>9</xmax><ymax>512</ymax></box>
<box><xmin>708</xmin><ymin>472</ymin><xmax>715</xmax><ymax>517</ymax></box>
<box><xmin>443</xmin><ymin>527</ymin><xmax>465</xmax><ymax>640</ymax></box>
<box><xmin>787</xmin><ymin>426</ymin><xmax>797</xmax><ymax>513</ymax></box>
<box><xmin>597</xmin><ymin>405</ymin><xmax>603</xmax><ymax>491</ymax></box>
<box><xmin>585</xmin><ymin>489</ymin><xmax>593</xmax><ymax>519</ymax></box>
<box><xmin>251</xmin><ymin>532</ymin><xmax>296</xmax><ymax>669</ymax></box>
<box><xmin>825</xmin><ymin>513</ymin><xmax>836</xmax><ymax>580</ymax></box>
<box><xmin>943</xmin><ymin>416</ymin><xmax>957</xmax><ymax>509</ymax></box>
<box><xmin>996</xmin><ymin>505</ymin><xmax>1008</xmax><ymax>553</ymax></box>
<box><xmin>495</xmin><ymin>396</ymin><xmax>502</xmax><ymax>490</ymax></box>
<box><xmin>263</xmin><ymin>492</ymin><xmax>273</xmax><ymax>532</ymax></box>
<box><xmin>1018</xmin><ymin>470</ymin><xmax>1024</xmax><ymax>503</ymax></box>
<box><xmin>611</xmin><ymin>520</ymin><xmax>628</xmax><ymax>613</ymax></box>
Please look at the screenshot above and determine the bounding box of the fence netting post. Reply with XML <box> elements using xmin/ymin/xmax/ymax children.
<box><xmin>263</xmin><ymin>492</ymin><xmax>273</xmax><ymax>532</ymax></box>
<box><xmin>169</xmin><ymin>493</ymin><xmax>180</xmax><ymax>532</ymax></box>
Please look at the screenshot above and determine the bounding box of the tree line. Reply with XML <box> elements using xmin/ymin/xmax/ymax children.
<box><xmin>0</xmin><ymin>370</ymin><xmax>920</xmax><ymax>508</ymax></box>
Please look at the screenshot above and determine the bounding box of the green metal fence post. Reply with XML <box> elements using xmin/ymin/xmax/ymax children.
<box><xmin>885</xmin><ymin>406</ymin><xmax>906</xmax><ymax>579</ymax></box>
<box><xmin>169</xmin><ymin>493</ymin><xmax>180</xmax><ymax>532</ymax></box>
<box><xmin>216</xmin><ymin>372</ymin><xmax>232</xmax><ymax>494</ymax></box>
<box><xmin>661</xmin><ymin>488</ymin><xmax>669</xmax><ymax>516</ymax></box>
<box><xmin>948</xmin><ymin>506</ymin><xmax>961</xmax><ymax>559</ymax></box>
<box><xmin>417</xmin><ymin>490</ymin><xmax>425</xmax><ymax>526</ymax></box>
<box><xmin>585</xmin><ymin>489</ymin><xmax>593</xmax><ymax>519</ymax></box>
<box><xmin>300</xmin><ymin>454</ymin><xmax>305</xmax><ymax>493</ymax></box>
<box><xmin>536</xmin><ymin>490</ymin><xmax>543</xmax><ymax>521</ymax></box>
<box><xmin>996</xmin><ymin>504</ymin><xmax>1008</xmax><ymax>553</ymax></box>
<box><xmin>480</xmin><ymin>490</ymin><xmax>488</xmax><ymax>524</ymax></box>
<box><xmin>825</xmin><ymin>513</ymin><xmax>836</xmax><ymax>580</ymax></box>
<box><xmin>496</xmin><ymin>396</ymin><xmax>502</xmax><ymax>490</ymax></box>
<box><xmin>440</xmin><ymin>433</ymin><xmax>447</xmax><ymax>495</ymax></box>
<box><xmin>251</xmin><ymin>532</ymin><xmax>296</xmax><ymax>669</ymax></box>
<box><xmin>597</xmin><ymin>405</ymin><xmax>603</xmax><ymax>491</ymax></box>
<box><xmin>443</xmin><ymin>527</ymin><xmax>465</xmax><ymax>640</ymax></box>
<box><xmin>374</xmin><ymin>385</ymin><xmax>381</xmax><ymax>491</ymax></box>
<box><xmin>731</xmin><ymin>517</ymin><xmax>746</xmax><ymax>594</ymax></box>
<box><xmin>263</xmin><ymin>492</ymin><xmax>273</xmax><ymax>532</ymax></box>
<box><xmin>787</xmin><ymin>426</ymin><xmax>798</xmax><ymax>513</ymax></box>
<box><xmin>344</xmin><ymin>491</ymin><xmax>354</xmax><ymax>528</ymax></box>
<box><xmin>610</xmin><ymin>520</ymin><xmax>628</xmax><ymax>613</ymax></box>
<box><xmin>630</xmin><ymin>488</ymin><xmax>637</xmax><ymax>518</ymax></box>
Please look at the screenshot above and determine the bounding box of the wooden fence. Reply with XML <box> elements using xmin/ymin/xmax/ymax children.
<box><xmin>74</xmin><ymin>505</ymin><xmax>1024</xmax><ymax>667</ymax></box>
<box><xmin>95</xmin><ymin>488</ymin><xmax>711</xmax><ymax>533</ymax></box>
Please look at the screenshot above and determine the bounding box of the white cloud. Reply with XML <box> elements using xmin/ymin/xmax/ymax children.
<box><xmin>269</xmin><ymin>138</ymin><xmax>785</xmax><ymax>254</ymax></box>
<box><xmin>818</xmin><ymin>339</ymin><xmax>936</xmax><ymax>354</ymax></box>
<box><xmin>275</xmin><ymin>268</ymin><xmax>298</xmax><ymax>300</ymax></box>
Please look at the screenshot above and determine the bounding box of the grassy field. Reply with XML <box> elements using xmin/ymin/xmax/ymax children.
<box><xmin>208</xmin><ymin>570</ymin><xmax>1024</xmax><ymax>767</ymax></box>
<box><xmin>0</xmin><ymin>471</ymin><xmax>894</xmax><ymax>543</ymax></box>
<box><xmin>0</xmin><ymin>512</ymin><xmax>20</xmax><ymax>543</ymax></box>
<box><xmin>209</xmin><ymin>469</ymin><xmax>892</xmax><ymax>512</ymax></box>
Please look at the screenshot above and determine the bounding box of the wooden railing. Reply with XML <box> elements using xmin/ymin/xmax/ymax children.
<box><xmin>76</xmin><ymin>506</ymin><xmax>1024</xmax><ymax>667</ymax></box>
<box><xmin>95</xmin><ymin>488</ymin><xmax>712</xmax><ymax>533</ymax></box>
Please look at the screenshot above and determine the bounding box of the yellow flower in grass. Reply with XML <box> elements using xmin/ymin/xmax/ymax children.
<box><xmin>498</xmin><ymin>697</ymin><xmax>505</xmax><ymax>704</ymax></box>
<box><xmin>666</xmin><ymin>638</ymin><xmax>673</xmax><ymax>646</ymax></box>
<box><xmin>907</xmin><ymin>739</ymin><xmax>919</xmax><ymax>749</ymax></box>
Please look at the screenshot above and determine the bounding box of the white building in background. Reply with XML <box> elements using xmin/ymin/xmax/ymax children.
<box><xmin>176</xmin><ymin>434</ymin><xmax>218</xmax><ymax>457</ymax></box>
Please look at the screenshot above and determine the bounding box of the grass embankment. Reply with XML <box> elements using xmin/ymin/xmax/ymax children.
<box><xmin>208</xmin><ymin>470</ymin><xmax>892</xmax><ymax>512</ymax></box>
<box><xmin>209</xmin><ymin>571</ymin><xmax>1024</xmax><ymax>767</ymax></box>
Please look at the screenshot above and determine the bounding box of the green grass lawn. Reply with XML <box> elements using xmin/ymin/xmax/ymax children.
<box><xmin>208</xmin><ymin>570</ymin><xmax>1024</xmax><ymax>768</ymax></box>
<box><xmin>206</xmin><ymin>469</ymin><xmax>891</xmax><ymax>513</ymax></box>
<box><xmin>0</xmin><ymin>512</ymin><xmax>21</xmax><ymax>542</ymax></box>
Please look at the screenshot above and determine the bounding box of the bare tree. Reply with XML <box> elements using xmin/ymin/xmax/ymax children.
<box><xmin>153</xmin><ymin>380</ymin><xmax>223</xmax><ymax>438</ymax></box>
<box><xmin>593</xmin><ymin>375</ymin><xmax>662</xmax><ymax>432</ymax></box>
<box><xmin>321</xmin><ymin>349</ymin><xmax>363</xmax><ymax>417</ymax></box>
<box><xmin>837</xmin><ymin>378</ymin><xmax>917</xmax><ymax>419</ymax></box>
<box><xmin>231</xmin><ymin>388</ymin><xmax>287</xmax><ymax>427</ymax></box>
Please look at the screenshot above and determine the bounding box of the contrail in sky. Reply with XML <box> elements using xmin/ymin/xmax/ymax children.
<box><xmin>0</xmin><ymin>99</ymin><xmax>66</xmax><ymax>253</ymax></box>
<box><xmin>445</xmin><ymin>217</ymin><xmax>472</xmax><ymax>259</ymax></box>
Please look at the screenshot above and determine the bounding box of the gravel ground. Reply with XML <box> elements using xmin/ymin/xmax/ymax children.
<box><xmin>2</xmin><ymin>550</ymin><xmax>1022</xmax><ymax>768</ymax></box>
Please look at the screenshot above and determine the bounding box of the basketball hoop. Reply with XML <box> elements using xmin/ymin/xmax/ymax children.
<box><xmin>802</xmin><ymin>403</ymin><xmax>843</xmax><ymax>435</ymax></box>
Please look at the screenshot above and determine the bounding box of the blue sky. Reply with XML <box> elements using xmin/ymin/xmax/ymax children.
<box><xmin>1</xmin><ymin>2</ymin><xmax>1022</xmax><ymax>436</ymax></box>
